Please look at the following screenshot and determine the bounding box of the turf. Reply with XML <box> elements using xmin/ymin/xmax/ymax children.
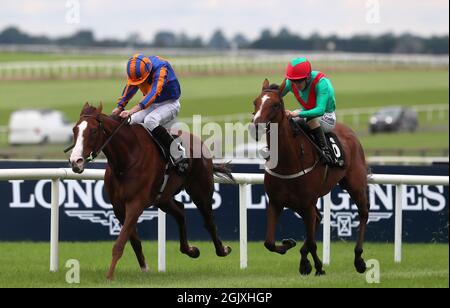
<box><xmin>0</xmin><ymin>241</ymin><xmax>447</xmax><ymax>288</ymax></box>
<box><xmin>0</xmin><ymin>71</ymin><xmax>448</xmax><ymax>125</ymax></box>
<box><xmin>0</xmin><ymin>52</ymin><xmax>124</xmax><ymax>63</ymax></box>
<box><xmin>359</xmin><ymin>131</ymin><xmax>449</xmax><ymax>155</ymax></box>
<box><xmin>0</xmin><ymin>70</ymin><xmax>448</xmax><ymax>157</ymax></box>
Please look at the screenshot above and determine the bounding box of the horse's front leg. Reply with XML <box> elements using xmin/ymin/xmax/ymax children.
<box><xmin>301</xmin><ymin>204</ymin><xmax>325</xmax><ymax>276</ymax></box>
<box><xmin>129</xmin><ymin>228</ymin><xmax>148</xmax><ymax>272</ymax></box>
<box><xmin>264</xmin><ymin>201</ymin><xmax>296</xmax><ymax>255</ymax></box>
<box><xmin>106</xmin><ymin>201</ymin><xmax>143</xmax><ymax>281</ymax></box>
<box><xmin>111</xmin><ymin>202</ymin><xmax>147</xmax><ymax>272</ymax></box>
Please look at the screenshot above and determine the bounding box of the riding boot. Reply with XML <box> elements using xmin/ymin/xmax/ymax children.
<box><xmin>151</xmin><ymin>125</ymin><xmax>189</xmax><ymax>174</ymax></box>
<box><xmin>311</xmin><ymin>126</ymin><xmax>334</xmax><ymax>166</ymax></box>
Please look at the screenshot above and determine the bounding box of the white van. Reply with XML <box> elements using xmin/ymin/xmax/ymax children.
<box><xmin>8</xmin><ymin>109</ymin><xmax>73</xmax><ymax>145</ymax></box>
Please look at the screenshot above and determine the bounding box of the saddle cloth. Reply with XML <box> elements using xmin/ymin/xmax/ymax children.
<box><xmin>138</xmin><ymin>124</ymin><xmax>190</xmax><ymax>196</ymax></box>
<box><xmin>289</xmin><ymin>118</ymin><xmax>345</xmax><ymax>167</ymax></box>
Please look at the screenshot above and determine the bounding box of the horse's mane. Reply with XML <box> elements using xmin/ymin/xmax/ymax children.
<box><xmin>104</xmin><ymin>113</ymin><xmax>129</xmax><ymax>127</ymax></box>
<box><xmin>81</xmin><ymin>104</ymin><xmax>99</xmax><ymax>115</ymax></box>
<box><xmin>265</xmin><ymin>84</ymin><xmax>284</xmax><ymax>102</ymax></box>
<box><xmin>109</xmin><ymin>114</ymin><xmax>123</xmax><ymax>123</ymax></box>
<box><xmin>269</xmin><ymin>84</ymin><xmax>280</xmax><ymax>90</ymax></box>
<box><xmin>80</xmin><ymin>103</ymin><xmax>124</xmax><ymax>124</ymax></box>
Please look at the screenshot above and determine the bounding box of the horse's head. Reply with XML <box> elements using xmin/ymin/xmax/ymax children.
<box><xmin>250</xmin><ymin>79</ymin><xmax>286</xmax><ymax>141</ymax></box>
<box><xmin>252</xmin><ymin>78</ymin><xmax>286</xmax><ymax>125</ymax></box>
<box><xmin>69</xmin><ymin>103</ymin><xmax>106</xmax><ymax>173</ymax></box>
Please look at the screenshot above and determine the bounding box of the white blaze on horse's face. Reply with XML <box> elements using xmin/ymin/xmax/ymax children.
<box><xmin>70</xmin><ymin>121</ymin><xmax>88</xmax><ymax>171</ymax></box>
<box><xmin>254</xmin><ymin>94</ymin><xmax>270</xmax><ymax>123</ymax></box>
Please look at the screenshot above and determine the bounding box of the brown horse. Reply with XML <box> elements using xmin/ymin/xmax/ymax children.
<box><xmin>252</xmin><ymin>79</ymin><xmax>369</xmax><ymax>276</ymax></box>
<box><xmin>69</xmin><ymin>103</ymin><xmax>233</xmax><ymax>280</ymax></box>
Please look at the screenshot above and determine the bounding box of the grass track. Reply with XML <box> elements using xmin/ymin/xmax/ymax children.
<box><xmin>0</xmin><ymin>241</ymin><xmax>447</xmax><ymax>288</ymax></box>
<box><xmin>0</xmin><ymin>70</ymin><xmax>448</xmax><ymax>125</ymax></box>
<box><xmin>0</xmin><ymin>69</ymin><xmax>447</xmax><ymax>157</ymax></box>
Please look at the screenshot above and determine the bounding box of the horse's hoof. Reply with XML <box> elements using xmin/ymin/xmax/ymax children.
<box><xmin>282</xmin><ymin>238</ymin><xmax>297</xmax><ymax>250</ymax></box>
<box><xmin>355</xmin><ymin>258</ymin><xmax>367</xmax><ymax>273</ymax></box>
<box><xmin>141</xmin><ymin>264</ymin><xmax>149</xmax><ymax>273</ymax></box>
<box><xmin>299</xmin><ymin>260</ymin><xmax>312</xmax><ymax>276</ymax></box>
<box><xmin>315</xmin><ymin>270</ymin><xmax>326</xmax><ymax>276</ymax></box>
<box><xmin>217</xmin><ymin>246</ymin><xmax>232</xmax><ymax>257</ymax></box>
<box><xmin>278</xmin><ymin>248</ymin><xmax>287</xmax><ymax>255</ymax></box>
<box><xmin>225</xmin><ymin>246</ymin><xmax>232</xmax><ymax>255</ymax></box>
<box><xmin>187</xmin><ymin>247</ymin><xmax>200</xmax><ymax>258</ymax></box>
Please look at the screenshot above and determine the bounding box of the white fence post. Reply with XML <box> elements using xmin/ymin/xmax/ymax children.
<box><xmin>239</xmin><ymin>184</ymin><xmax>248</xmax><ymax>269</ymax></box>
<box><xmin>322</xmin><ymin>193</ymin><xmax>332</xmax><ymax>265</ymax></box>
<box><xmin>158</xmin><ymin>209</ymin><xmax>166</xmax><ymax>272</ymax></box>
<box><xmin>394</xmin><ymin>184</ymin><xmax>403</xmax><ymax>263</ymax></box>
<box><xmin>1</xmin><ymin>169</ymin><xmax>449</xmax><ymax>272</ymax></box>
<box><xmin>50</xmin><ymin>179</ymin><xmax>60</xmax><ymax>272</ymax></box>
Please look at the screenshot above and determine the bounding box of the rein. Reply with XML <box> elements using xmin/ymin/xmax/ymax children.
<box><xmin>64</xmin><ymin>115</ymin><xmax>130</xmax><ymax>163</ymax></box>
<box><xmin>254</xmin><ymin>89</ymin><xmax>322</xmax><ymax>179</ymax></box>
<box><xmin>263</xmin><ymin>118</ymin><xmax>320</xmax><ymax>179</ymax></box>
<box><xmin>291</xmin><ymin>117</ymin><xmax>329</xmax><ymax>161</ymax></box>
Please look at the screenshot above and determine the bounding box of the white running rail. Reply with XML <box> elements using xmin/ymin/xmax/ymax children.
<box><xmin>0</xmin><ymin>168</ymin><xmax>448</xmax><ymax>272</ymax></box>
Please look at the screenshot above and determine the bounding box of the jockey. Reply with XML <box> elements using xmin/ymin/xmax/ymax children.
<box><xmin>112</xmin><ymin>54</ymin><xmax>188</xmax><ymax>173</ymax></box>
<box><xmin>282</xmin><ymin>57</ymin><xmax>337</xmax><ymax>166</ymax></box>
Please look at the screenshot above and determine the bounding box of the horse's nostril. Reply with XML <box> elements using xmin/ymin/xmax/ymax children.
<box><xmin>76</xmin><ymin>158</ymin><xmax>84</xmax><ymax>165</ymax></box>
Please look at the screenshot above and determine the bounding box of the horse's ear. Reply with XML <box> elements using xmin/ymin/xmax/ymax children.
<box><xmin>262</xmin><ymin>79</ymin><xmax>270</xmax><ymax>90</ymax></box>
<box><xmin>81</xmin><ymin>102</ymin><xmax>90</xmax><ymax>114</ymax></box>
<box><xmin>97</xmin><ymin>102</ymin><xmax>103</xmax><ymax>114</ymax></box>
<box><xmin>279</xmin><ymin>79</ymin><xmax>286</xmax><ymax>96</ymax></box>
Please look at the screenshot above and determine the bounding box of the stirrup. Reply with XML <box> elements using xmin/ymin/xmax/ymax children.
<box><xmin>321</xmin><ymin>149</ymin><xmax>334</xmax><ymax>165</ymax></box>
<box><xmin>172</xmin><ymin>145</ymin><xmax>189</xmax><ymax>174</ymax></box>
<box><xmin>173</xmin><ymin>157</ymin><xmax>189</xmax><ymax>174</ymax></box>
<box><xmin>322</xmin><ymin>151</ymin><xmax>343</xmax><ymax>167</ymax></box>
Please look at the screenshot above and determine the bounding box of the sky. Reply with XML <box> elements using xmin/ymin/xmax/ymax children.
<box><xmin>0</xmin><ymin>0</ymin><xmax>448</xmax><ymax>41</ymax></box>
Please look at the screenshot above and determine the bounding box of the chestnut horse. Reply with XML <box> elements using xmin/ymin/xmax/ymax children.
<box><xmin>69</xmin><ymin>103</ymin><xmax>232</xmax><ymax>280</ymax></box>
<box><xmin>252</xmin><ymin>79</ymin><xmax>369</xmax><ymax>276</ymax></box>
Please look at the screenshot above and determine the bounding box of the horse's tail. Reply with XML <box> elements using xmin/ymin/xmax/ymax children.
<box><xmin>362</xmin><ymin>146</ymin><xmax>372</xmax><ymax>210</ymax></box>
<box><xmin>366</xmin><ymin>163</ymin><xmax>373</xmax><ymax>177</ymax></box>
<box><xmin>213</xmin><ymin>162</ymin><xmax>235</xmax><ymax>184</ymax></box>
<box><xmin>362</xmin><ymin>144</ymin><xmax>372</xmax><ymax>177</ymax></box>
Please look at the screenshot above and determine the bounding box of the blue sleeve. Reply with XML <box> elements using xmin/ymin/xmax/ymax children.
<box><xmin>117</xmin><ymin>83</ymin><xmax>139</xmax><ymax>110</ymax></box>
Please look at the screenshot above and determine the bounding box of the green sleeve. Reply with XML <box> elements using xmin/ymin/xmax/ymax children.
<box><xmin>298</xmin><ymin>79</ymin><xmax>329</xmax><ymax>118</ymax></box>
<box><xmin>282</xmin><ymin>79</ymin><xmax>292</xmax><ymax>97</ymax></box>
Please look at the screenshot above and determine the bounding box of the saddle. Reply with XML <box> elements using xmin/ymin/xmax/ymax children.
<box><xmin>289</xmin><ymin>117</ymin><xmax>345</xmax><ymax>168</ymax></box>
<box><xmin>140</xmin><ymin>124</ymin><xmax>183</xmax><ymax>166</ymax></box>
<box><xmin>139</xmin><ymin>124</ymin><xmax>186</xmax><ymax>198</ymax></box>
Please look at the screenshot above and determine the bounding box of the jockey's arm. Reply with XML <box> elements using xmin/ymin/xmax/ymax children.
<box><xmin>116</xmin><ymin>83</ymin><xmax>139</xmax><ymax>111</ymax></box>
<box><xmin>138</xmin><ymin>66</ymin><xmax>169</xmax><ymax>110</ymax></box>
<box><xmin>282</xmin><ymin>79</ymin><xmax>292</xmax><ymax>97</ymax></box>
<box><xmin>298</xmin><ymin>79</ymin><xmax>329</xmax><ymax>118</ymax></box>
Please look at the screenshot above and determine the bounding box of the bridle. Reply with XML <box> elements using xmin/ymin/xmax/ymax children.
<box><xmin>252</xmin><ymin>89</ymin><xmax>283</xmax><ymax>140</ymax></box>
<box><xmin>64</xmin><ymin>114</ymin><xmax>130</xmax><ymax>163</ymax></box>
<box><xmin>254</xmin><ymin>88</ymin><xmax>320</xmax><ymax>179</ymax></box>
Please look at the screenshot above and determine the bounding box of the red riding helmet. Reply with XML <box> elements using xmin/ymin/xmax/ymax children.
<box><xmin>285</xmin><ymin>57</ymin><xmax>312</xmax><ymax>80</ymax></box>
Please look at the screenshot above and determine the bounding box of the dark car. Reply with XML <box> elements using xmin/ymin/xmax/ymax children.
<box><xmin>369</xmin><ymin>106</ymin><xmax>418</xmax><ymax>134</ymax></box>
